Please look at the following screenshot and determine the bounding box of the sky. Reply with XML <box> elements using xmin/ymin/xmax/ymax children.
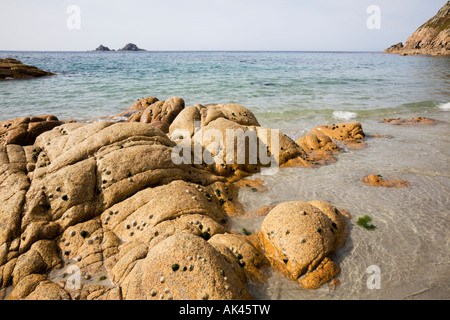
<box><xmin>0</xmin><ymin>0</ymin><xmax>446</xmax><ymax>51</ymax></box>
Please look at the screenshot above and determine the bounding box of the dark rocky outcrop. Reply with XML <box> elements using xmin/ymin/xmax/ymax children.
<box><xmin>0</xmin><ymin>58</ymin><xmax>55</xmax><ymax>80</ymax></box>
<box><xmin>94</xmin><ymin>45</ymin><xmax>111</xmax><ymax>51</ymax></box>
<box><xmin>384</xmin><ymin>1</ymin><xmax>450</xmax><ymax>56</ymax></box>
<box><xmin>119</xmin><ymin>43</ymin><xmax>146</xmax><ymax>51</ymax></box>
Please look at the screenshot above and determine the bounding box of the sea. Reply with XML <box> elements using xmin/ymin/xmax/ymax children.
<box><xmin>1</xmin><ymin>51</ymin><xmax>449</xmax><ymax>300</ymax></box>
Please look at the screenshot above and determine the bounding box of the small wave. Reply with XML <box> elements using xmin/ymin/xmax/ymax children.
<box><xmin>333</xmin><ymin>110</ymin><xmax>358</xmax><ymax>120</ymax></box>
<box><xmin>438</xmin><ymin>102</ymin><xmax>450</xmax><ymax>111</ymax></box>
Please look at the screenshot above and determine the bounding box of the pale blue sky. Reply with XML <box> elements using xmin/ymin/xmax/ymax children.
<box><xmin>0</xmin><ymin>0</ymin><xmax>446</xmax><ymax>51</ymax></box>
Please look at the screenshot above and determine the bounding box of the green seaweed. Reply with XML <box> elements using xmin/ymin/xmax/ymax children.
<box><xmin>357</xmin><ymin>215</ymin><xmax>377</xmax><ymax>230</ymax></box>
<box><xmin>242</xmin><ymin>228</ymin><xmax>252</xmax><ymax>236</ymax></box>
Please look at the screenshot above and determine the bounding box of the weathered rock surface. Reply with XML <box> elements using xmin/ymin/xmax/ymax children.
<box><xmin>258</xmin><ymin>201</ymin><xmax>350</xmax><ymax>289</ymax></box>
<box><xmin>284</xmin><ymin>132</ymin><xmax>340</xmax><ymax>167</ymax></box>
<box><xmin>0</xmin><ymin>115</ymin><xmax>63</xmax><ymax>146</ymax></box>
<box><xmin>169</xmin><ymin>104</ymin><xmax>309</xmax><ymax>175</ymax></box>
<box><xmin>127</xmin><ymin>97</ymin><xmax>185</xmax><ymax>133</ymax></box>
<box><xmin>380</xmin><ymin>117</ymin><xmax>436</xmax><ymax>126</ymax></box>
<box><xmin>362</xmin><ymin>174</ymin><xmax>411</xmax><ymax>188</ymax></box>
<box><xmin>0</xmin><ymin>58</ymin><xmax>55</xmax><ymax>80</ymax></box>
<box><xmin>169</xmin><ymin>103</ymin><xmax>261</xmax><ymax>138</ymax></box>
<box><xmin>384</xmin><ymin>2</ymin><xmax>450</xmax><ymax>56</ymax></box>
<box><xmin>310</xmin><ymin>122</ymin><xmax>365</xmax><ymax>142</ymax></box>
<box><xmin>120</xmin><ymin>233</ymin><xmax>252</xmax><ymax>300</ymax></box>
<box><xmin>307</xmin><ymin>122</ymin><xmax>367</xmax><ymax>150</ymax></box>
<box><xmin>0</xmin><ymin>101</ymin><xmax>355</xmax><ymax>300</ymax></box>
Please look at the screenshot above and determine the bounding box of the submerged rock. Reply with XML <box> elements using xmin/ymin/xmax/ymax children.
<box><xmin>362</xmin><ymin>174</ymin><xmax>411</xmax><ymax>188</ymax></box>
<box><xmin>0</xmin><ymin>58</ymin><xmax>55</xmax><ymax>80</ymax></box>
<box><xmin>380</xmin><ymin>117</ymin><xmax>436</xmax><ymax>126</ymax></box>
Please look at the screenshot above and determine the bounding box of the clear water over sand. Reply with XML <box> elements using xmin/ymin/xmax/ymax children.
<box><xmin>1</xmin><ymin>51</ymin><xmax>449</xmax><ymax>299</ymax></box>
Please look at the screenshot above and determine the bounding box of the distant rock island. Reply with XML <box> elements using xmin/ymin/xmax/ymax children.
<box><xmin>119</xmin><ymin>43</ymin><xmax>146</xmax><ymax>51</ymax></box>
<box><xmin>94</xmin><ymin>44</ymin><xmax>113</xmax><ymax>51</ymax></box>
<box><xmin>0</xmin><ymin>58</ymin><xmax>55</xmax><ymax>80</ymax></box>
<box><xmin>384</xmin><ymin>1</ymin><xmax>449</xmax><ymax>56</ymax></box>
<box><xmin>93</xmin><ymin>43</ymin><xmax>146</xmax><ymax>52</ymax></box>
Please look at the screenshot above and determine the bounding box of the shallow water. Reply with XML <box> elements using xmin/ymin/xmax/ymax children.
<box><xmin>0</xmin><ymin>51</ymin><xmax>449</xmax><ymax>299</ymax></box>
<box><xmin>234</xmin><ymin>112</ymin><xmax>450</xmax><ymax>300</ymax></box>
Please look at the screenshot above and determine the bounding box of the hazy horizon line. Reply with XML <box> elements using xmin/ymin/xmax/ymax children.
<box><xmin>1</xmin><ymin>49</ymin><xmax>384</xmax><ymax>53</ymax></box>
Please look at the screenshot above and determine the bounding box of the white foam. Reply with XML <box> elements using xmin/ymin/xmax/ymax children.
<box><xmin>333</xmin><ymin>110</ymin><xmax>357</xmax><ymax>120</ymax></box>
<box><xmin>438</xmin><ymin>102</ymin><xmax>450</xmax><ymax>110</ymax></box>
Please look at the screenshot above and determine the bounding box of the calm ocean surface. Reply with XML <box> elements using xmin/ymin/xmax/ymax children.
<box><xmin>0</xmin><ymin>51</ymin><xmax>449</xmax><ymax>124</ymax></box>
<box><xmin>1</xmin><ymin>51</ymin><xmax>449</xmax><ymax>300</ymax></box>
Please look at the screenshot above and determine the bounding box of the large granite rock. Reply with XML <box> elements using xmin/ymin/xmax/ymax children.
<box><xmin>258</xmin><ymin>201</ymin><xmax>350</xmax><ymax>289</ymax></box>
<box><xmin>384</xmin><ymin>2</ymin><xmax>450</xmax><ymax>56</ymax></box>
<box><xmin>127</xmin><ymin>97</ymin><xmax>185</xmax><ymax>133</ymax></box>
<box><xmin>0</xmin><ymin>102</ymin><xmax>356</xmax><ymax>300</ymax></box>
<box><xmin>119</xmin><ymin>233</ymin><xmax>252</xmax><ymax>300</ymax></box>
<box><xmin>169</xmin><ymin>103</ymin><xmax>260</xmax><ymax>137</ymax></box>
<box><xmin>0</xmin><ymin>58</ymin><xmax>55</xmax><ymax>80</ymax></box>
<box><xmin>0</xmin><ymin>115</ymin><xmax>63</xmax><ymax>146</ymax></box>
<box><xmin>169</xmin><ymin>103</ymin><xmax>309</xmax><ymax>175</ymax></box>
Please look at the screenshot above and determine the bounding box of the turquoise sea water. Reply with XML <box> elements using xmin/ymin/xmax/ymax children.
<box><xmin>1</xmin><ymin>51</ymin><xmax>449</xmax><ymax>300</ymax></box>
<box><xmin>0</xmin><ymin>51</ymin><xmax>449</xmax><ymax>124</ymax></box>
